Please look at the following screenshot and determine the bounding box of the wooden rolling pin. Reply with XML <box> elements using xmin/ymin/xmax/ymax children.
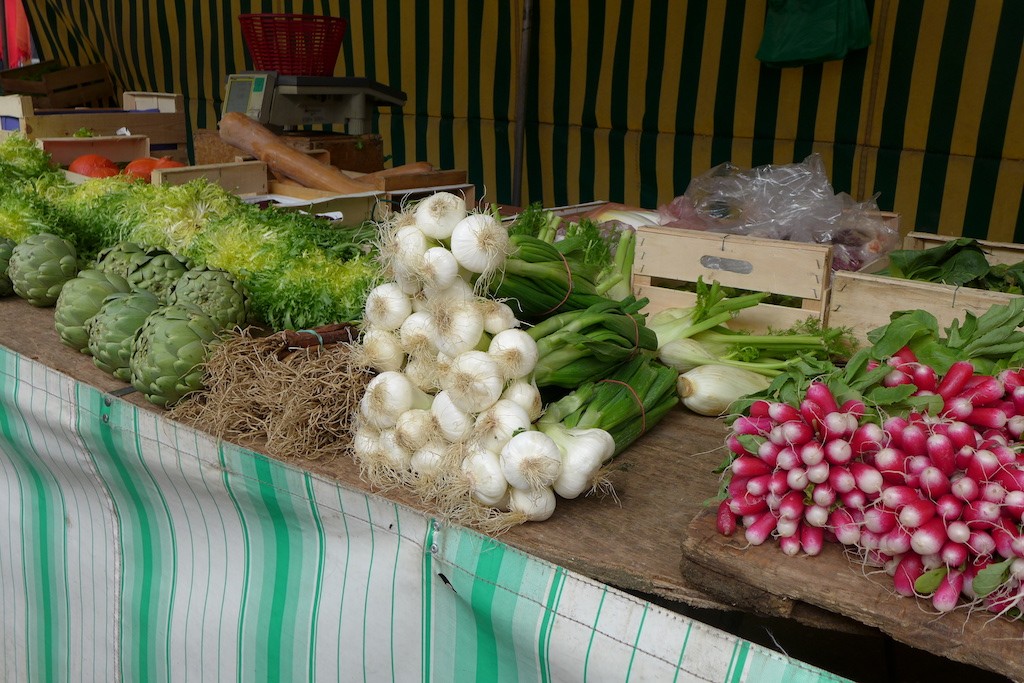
<box><xmin>218</xmin><ymin>112</ymin><xmax>434</xmax><ymax>193</ymax></box>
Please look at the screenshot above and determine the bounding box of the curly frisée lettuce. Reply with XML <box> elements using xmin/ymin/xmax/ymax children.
<box><xmin>0</xmin><ymin>134</ymin><xmax>60</xmax><ymax>183</ymax></box>
<box><xmin>246</xmin><ymin>250</ymin><xmax>376</xmax><ymax>331</ymax></box>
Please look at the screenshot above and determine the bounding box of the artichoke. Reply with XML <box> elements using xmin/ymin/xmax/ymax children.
<box><xmin>54</xmin><ymin>269</ymin><xmax>131</xmax><ymax>352</ymax></box>
<box><xmin>96</xmin><ymin>241</ymin><xmax>187</xmax><ymax>301</ymax></box>
<box><xmin>0</xmin><ymin>237</ymin><xmax>14</xmax><ymax>297</ymax></box>
<box><xmin>168</xmin><ymin>266</ymin><xmax>249</xmax><ymax>330</ymax></box>
<box><xmin>95</xmin><ymin>241</ymin><xmax>151</xmax><ymax>279</ymax></box>
<box><xmin>7</xmin><ymin>232</ymin><xmax>79</xmax><ymax>306</ymax></box>
<box><xmin>87</xmin><ymin>290</ymin><xmax>162</xmax><ymax>380</ymax></box>
<box><xmin>129</xmin><ymin>303</ymin><xmax>221</xmax><ymax>407</ymax></box>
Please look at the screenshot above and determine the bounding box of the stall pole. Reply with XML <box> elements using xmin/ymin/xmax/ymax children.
<box><xmin>510</xmin><ymin>0</ymin><xmax>533</xmax><ymax>208</ymax></box>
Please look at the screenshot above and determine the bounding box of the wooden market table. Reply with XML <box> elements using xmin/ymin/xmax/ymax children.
<box><xmin>1</xmin><ymin>296</ymin><xmax>1020</xmax><ymax>681</ymax></box>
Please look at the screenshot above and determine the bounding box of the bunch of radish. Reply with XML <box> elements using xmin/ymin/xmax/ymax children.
<box><xmin>719</xmin><ymin>349</ymin><xmax>1024</xmax><ymax>618</ymax></box>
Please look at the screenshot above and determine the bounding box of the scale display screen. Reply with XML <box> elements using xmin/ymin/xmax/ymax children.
<box><xmin>222</xmin><ymin>72</ymin><xmax>276</xmax><ymax>122</ymax></box>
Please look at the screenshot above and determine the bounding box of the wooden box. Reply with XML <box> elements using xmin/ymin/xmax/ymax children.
<box><xmin>0</xmin><ymin>92</ymin><xmax>188</xmax><ymax>163</ymax></box>
<box><xmin>632</xmin><ymin>225</ymin><xmax>834</xmax><ymax>332</ymax></box>
<box><xmin>278</xmin><ymin>132</ymin><xmax>385</xmax><ymax>173</ymax></box>
<box><xmin>151</xmin><ymin>160</ymin><xmax>383</xmax><ymax>226</ymax></box>
<box><xmin>828</xmin><ymin>231</ymin><xmax>1024</xmax><ymax>342</ymax></box>
<box><xmin>0</xmin><ymin>60</ymin><xmax>116</xmax><ymax>109</ymax></box>
<box><xmin>37</xmin><ymin>134</ymin><xmax>150</xmax><ymax>166</ymax></box>
<box><xmin>193</xmin><ymin>129</ymin><xmax>384</xmax><ymax>173</ymax></box>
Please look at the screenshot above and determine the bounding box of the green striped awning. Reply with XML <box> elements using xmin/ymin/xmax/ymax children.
<box><xmin>0</xmin><ymin>344</ymin><xmax>850</xmax><ymax>682</ymax></box>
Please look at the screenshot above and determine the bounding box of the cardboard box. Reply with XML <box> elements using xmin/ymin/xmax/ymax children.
<box><xmin>0</xmin><ymin>91</ymin><xmax>188</xmax><ymax>163</ymax></box>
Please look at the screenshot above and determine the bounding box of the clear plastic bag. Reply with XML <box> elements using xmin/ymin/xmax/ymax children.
<box><xmin>668</xmin><ymin>154</ymin><xmax>898</xmax><ymax>270</ymax></box>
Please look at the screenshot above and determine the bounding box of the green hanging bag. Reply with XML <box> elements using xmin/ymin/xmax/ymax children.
<box><xmin>756</xmin><ymin>0</ymin><xmax>872</xmax><ymax>68</ymax></box>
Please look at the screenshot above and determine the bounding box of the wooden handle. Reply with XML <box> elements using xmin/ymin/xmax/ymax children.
<box><xmin>218</xmin><ymin>112</ymin><xmax>373</xmax><ymax>195</ymax></box>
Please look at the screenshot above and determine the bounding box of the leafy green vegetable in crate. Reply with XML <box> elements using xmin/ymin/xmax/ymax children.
<box><xmin>886</xmin><ymin>237</ymin><xmax>990</xmax><ymax>286</ymax></box>
<box><xmin>885</xmin><ymin>236</ymin><xmax>1024</xmax><ymax>294</ymax></box>
<box><xmin>867</xmin><ymin>297</ymin><xmax>1024</xmax><ymax>375</ymax></box>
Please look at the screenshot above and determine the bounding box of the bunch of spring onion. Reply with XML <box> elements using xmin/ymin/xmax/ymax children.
<box><xmin>526</xmin><ymin>298</ymin><xmax>657</xmax><ymax>388</ymax></box>
<box><xmin>353</xmin><ymin>193</ymin><xmax>672</xmax><ymax>523</ymax></box>
<box><xmin>534</xmin><ymin>355</ymin><xmax>679</xmax><ymax>498</ymax></box>
<box><xmin>484</xmin><ymin>204</ymin><xmax>638</xmax><ymax>321</ymax></box>
<box><xmin>649</xmin><ymin>279</ymin><xmax>850</xmax><ymax>416</ymax></box>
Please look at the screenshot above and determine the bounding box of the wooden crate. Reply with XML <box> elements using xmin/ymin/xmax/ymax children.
<box><xmin>37</xmin><ymin>135</ymin><xmax>149</xmax><ymax>165</ymax></box>
<box><xmin>151</xmin><ymin>160</ymin><xmax>383</xmax><ymax>226</ymax></box>
<box><xmin>0</xmin><ymin>60</ymin><xmax>116</xmax><ymax>109</ymax></box>
<box><xmin>632</xmin><ymin>225</ymin><xmax>833</xmax><ymax>332</ymax></box>
<box><xmin>828</xmin><ymin>231</ymin><xmax>1024</xmax><ymax>342</ymax></box>
<box><xmin>0</xmin><ymin>92</ymin><xmax>188</xmax><ymax>163</ymax></box>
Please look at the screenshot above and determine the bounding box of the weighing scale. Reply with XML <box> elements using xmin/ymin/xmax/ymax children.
<box><xmin>222</xmin><ymin>72</ymin><xmax>407</xmax><ymax>134</ymax></box>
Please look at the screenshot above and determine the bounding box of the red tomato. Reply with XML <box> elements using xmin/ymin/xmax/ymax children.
<box><xmin>123</xmin><ymin>157</ymin><xmax>162</xmax><ymax>183</ymax></box>
<box><xmin>68</xmin><ymin>153</ymin><xmax>119</xmax><ymax>178</ymax></box>
<box><xmin>152</xmin><ymin>156</ymin><xmax>186</xmax><ymax>169</ymax></box>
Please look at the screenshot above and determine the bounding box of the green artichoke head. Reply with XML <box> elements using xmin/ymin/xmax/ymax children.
<box><xmin>94</xmin><ymin>241</ymin><xmax>151</xmax><ymax>279</ymax></box>
<box><xmin>0</xmin><ymin>237</ymin><xmax>15</xmax><ymax>297</ymax></box>
<box><xmin>54</xmin><ymin>269</ymin><xmax>132</xmax><ymax>352</ymax></box>
<box><xmin>129</xmin><ymin>252</ymin><xmax>188</xmax><ymax>301</ymax></box>
<box><xmin>7</xmin><ymin>232</ymin><xmax>79</xmax><ymax>306</ymax></box>
<box><xmin>86</xmin><ymin>290</ymin><xmax>162</xmax><ymax>380</ymax></box>
<box><xmin>129</xmin><ymin>303</ymin><xmax>222</xmax><ymax>407</ymax></box>
<box><xmin>96</xmin><ymin>242</ymin><xmax>188</xmax><ymax>301</ymax></box>
<box><xmin>168</xmin><ymin>266</ymin><xmax>250</xmax><ymax>330</ymax></box>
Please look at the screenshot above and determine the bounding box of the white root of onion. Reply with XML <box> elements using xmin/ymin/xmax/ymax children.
<box><xmin>411</xmin><ymin>246</ymin><xmax>460</xmax><ymax>292</ymax></box>
<box><xmin>363</xmin><ymin>282</ymin><xmax>413</xmax><ymax>331</ymax></box>
<box><xmin>449</xmin><ymin>213</ymin><xmax>510</xmax><ymax>276</ymax></box>
<box><xmin>430</xmin><ymin>296</ymin><xmax>485</xmax><ymax>358</ymax></box>
<box><xmin>501</xmin><ymin>378</ymin><xmax>544</xmax><ymax>422</ymax></box>
<box><xmin>473</xmin><ymin>399</ymin><xmax>532</xmax><ymax>454</ymax></box>
<box><xmin>544</xmin><ymin>425</ymin><xmax>616</xmax><ymax>499</ymax></box>
<box><xmin>487</xmin><ymin>328</ymin><xmax>539</xmax><ymax>380</ymax></box>
<box><xmin>359</xmin><ymin>370</ymin><xmax>433</xmax><ymax>429</ymax></box>
<box><xmin>360</xmin><ymin>327</ymin><xmax>406</xmax><ymax>372</ymax></box>
<box><xmin>414</xmin><ymin>191</ymin><xmax>467</xmax><ymax>240</ymax></box>
<box><xmin>499</xmin><ymin>430</ymin><xmax>562</xmax><ymax>491</ymax></box>
<box><xmin>441</xmin><ymin>350</ymin><xmax>505</xmax><ymax>414</ymax></box>
<box><xmin>431</xmin><ymin>390</ymin><xmax>475</xmax><ymax>443</ymax></box>
<box><xmin>379</xmin><ymin>429</ymin><xmax>413</xmax><ymax>471</ymax></box>
<box><xmin>461</xmin><ymin>445</ymin><xmax>510</xmax><ymax>507</ymax></box>
<box><xmin>411</xmin><ymin>441</ymin><xmax>449</xmax><ymax>478</ymax></box>
<box><xmin>508</xmin><ymin>486</ymin><xmax>556</xmax><ymax>522</ymax></box>
<box><xmin>479</xmin><ymin>299</ymin><xmax>520</xmax><ymax>335</ymax></box>
<box><xmin>398</xmin><ymin>311</ymin><xmax>436</xmax><ymax>356</ymax></box>
<box><xmin>394</xmin><ymin>408</ymin><xmax>437</xmax><ymax>453</ymax></box>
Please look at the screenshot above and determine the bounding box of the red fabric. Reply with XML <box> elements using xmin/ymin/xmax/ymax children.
<box><xmin>6</xmin><ymin>0</ymin><xmax>31</xmax><ymax>68</ymax></box>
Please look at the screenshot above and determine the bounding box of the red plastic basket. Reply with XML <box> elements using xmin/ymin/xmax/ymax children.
<box><xmin>238</xmin><ymin>13</ymin><xmax>347</xmax><ymax>76</ymax></box>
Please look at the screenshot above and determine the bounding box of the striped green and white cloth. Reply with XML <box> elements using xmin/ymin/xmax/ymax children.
<box><xmin>0</xmin><ymin>345</ymin><xmax>847</xmax><ymax>682</ymax></box>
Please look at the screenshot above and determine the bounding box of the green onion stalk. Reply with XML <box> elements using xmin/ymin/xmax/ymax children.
<box><xmin>538</xmin><ymin>354</ymin><xmax>679</xmax><ymax>456</ymax></box>
<box><xmin>489</xmin><ymin>205</ymin><xmax>639</xmax><ymax>320</ymax></box>
<box><xmin>486</xmin><ymin>234</ymin><xmax>615</xmax><ymax>320</ymax></box>
<box><xmin>527</xmin><ymin>299</ymin><xmax>658</xmax><ymax>388</ymax></box>
<box><xmin>648</xmin><ymin>279</ymin><xmax>844</xmax><ymax>377</ymax></box>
